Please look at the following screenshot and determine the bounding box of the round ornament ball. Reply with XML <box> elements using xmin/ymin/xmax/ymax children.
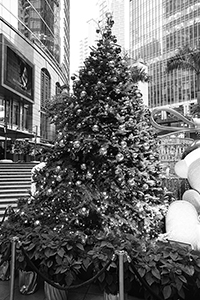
<box><xmin>80</xmin><ymin>91</ymin><xmax>87</xmax><ymax>98</ymax></box>
<box><xmin>56</xmin><ymin>175</ymin><xmax>62</xmax><ymax>182</ymax></box>
<box><xmin>143</xmin><ymin>183</ymin><xmax>149</xmax><ymax>190</ymax></box>
<box><xmin>86</xmin><ymin>171</ymin><xmax>92</xmax><ymax>179</ymax></box>
<box><xmin>116</xmin><ymin>153</ymin><xmax>124</xmax><ymax>162</ymax></box>
<box><xmin>76</xmin><ymin>181</ymin><xmax>82</xmax><ymax>186</ymax></box>
<box><xmin>99</xmin><ymin>147</ymin><xmax>107</xmax><ymax>156</ymax></box>
<box><xmin>128</xmin><ymin>178</ymin><xmax>135</xmax><ymax>186</ymax></box>
<box><xmin>46</xmin><ymin>188</ymin><xmax>53</xmax><ymax>195</ymax></box>
<box><xmin>34</xmin><ymin>220</ymin><xmax>41</xmax><ymax>227</ymax></box>
<box><xmin>73</xmin><ymin>140</ymin><xmax>80</xmax><ymax>148</ymax></box>
<box><xmin>121</xmin><ymin>141</ymin><xmax>127</xmax><ymax>148</ymax></box>
<box><xmin>59</xmin><ymin>140</ymin><xmax>65</xmax><ymax>147</ymax></box>
<box><xmin>81</xmin><ymin>163</ymin><xmax>87</xmax><ymax>170</ymax></box>
<box><xmin>56</xmin><ymin>165</ymin><xmax>61</xmax><ymax>173</ymax></box>
<box><xmin>76</xmin><ymin>109</ymin><xmax>82</xmax><ymax>115</ymax></box>
<box><xmin>58</xmin><ymin>132</ymin><xmax>63</xmax><ymax>139</ymax></box>
<box><xmin>92</xmin><ymin>125</ymin><xmax>99</xmax><ymax>132</ymax></box>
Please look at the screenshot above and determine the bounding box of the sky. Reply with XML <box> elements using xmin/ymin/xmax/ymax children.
<box><xmin>70</xmin><ymin>0</ymin><xmax>98</xmax><ymax>76</ymax></box>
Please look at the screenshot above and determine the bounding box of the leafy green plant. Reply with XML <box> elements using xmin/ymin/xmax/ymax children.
<box><xmin>0</xmin><ymin>216</ymin><xmax>88</xmax><ymax>286</ymax></box>
<box><xmin>131</xmin><ymin>240</ymin><xmax>200</xmax><ymax>300</ymax></box>
<box><xmin>88</xmin><ymin>233</ymin><xmax>140</xmax><ymax>295</ymax></box>
<box><xmin>12</xmin><ymin>139</ymin><xmax>31</xmax><ymax>155</ymax></box>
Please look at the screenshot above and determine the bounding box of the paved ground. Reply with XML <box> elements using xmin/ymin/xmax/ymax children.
<box><xmin>0</xmin><ymin>278</ymin><xmax>143</xmax><ymax>300</ymax></box>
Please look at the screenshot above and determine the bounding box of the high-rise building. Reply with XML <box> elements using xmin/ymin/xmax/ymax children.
<box><xmin>78</xmin><ymin>0</ymin><xmax>127</xmax><ymax>72</ymax></box>
<box><xmin>97</xmin><ymin>0</ymin><xmax>127</xmax><ymax>51</ymax></box>
<box><xmin>130</xmin><ymin>0</ymin><xmax>200</xmax><ymax>115</ymax></box>
<box><xmin>60</xmin><ymin>0</ymin><xmax>70</xmax><ymax>77</ymax></box>
<box><xmin>79</xmin><ymin>19</ymin><xmax>98</xmax><ymax>68</ymax></box>
<box><xmin>0</xmin><ymin>0</ymin><xmax>70</xmax><ymax>158</ymax></box>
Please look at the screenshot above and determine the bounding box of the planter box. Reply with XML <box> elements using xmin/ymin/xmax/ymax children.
<box><xmin>44</xmin><ymin>281</ymin><xmax>68</xmax><ymax>300</ymax></box>
<box><xmin>104</xmin><ymin>292</ymin><xmax>128</xmax><ymax>300</ymax></box>
<box><xmin>18</xmin><ymin>269</ymin><xmax>38</xmax><ymax>295</ymax></box>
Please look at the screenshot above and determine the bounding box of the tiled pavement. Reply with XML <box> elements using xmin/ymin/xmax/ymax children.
<box><xmin>0</xmin><ymin>278</ymin><xmax>143</xmax><ymax>300</ymax></box>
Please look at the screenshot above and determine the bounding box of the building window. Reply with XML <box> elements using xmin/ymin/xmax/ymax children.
<box><xmin>55</xmin><ymin>82</ymin><xmax>61</xmax><ymax>95</ymax></box>
<box><xmin>41</xmin><ymin>68</ymin><xmax>51</xmax><ymax>110</ymax></box>
<box><xmin>40</xmin><ymin>112</ymin><xmax>50</xmax><ymax>141</ymax></box>
<box><xmin>13</xmin><ymin>102</ymin><xmax>20</xmax><ymax>126</ymax></box>
<box><xmin>40</xmin><ymin>68</ymin><xmax>51</xmax><ymax>140</ymax></box>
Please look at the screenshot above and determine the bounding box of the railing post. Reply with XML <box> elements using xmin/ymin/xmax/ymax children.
<box><xmin>117</xmin><ymin>250</ymin><xmax>125</xmax><ymax>300</ymax></box>
<box><xmin>9</xmin><ymin>237</ymin><xmax>19</xmax><ymax>300</ymax></box>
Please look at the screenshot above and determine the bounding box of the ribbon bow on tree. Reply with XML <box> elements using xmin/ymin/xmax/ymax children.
<box><xmin>151</xmin><ymin>107</ymin><xmax>200</xmax><ymax>137</ymax></box>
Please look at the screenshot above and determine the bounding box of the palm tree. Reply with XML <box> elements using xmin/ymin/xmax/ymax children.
<box><xmin>166</xmin><ymin>44</ymin><xmax>200</xmax><ymax>109</ymax></box>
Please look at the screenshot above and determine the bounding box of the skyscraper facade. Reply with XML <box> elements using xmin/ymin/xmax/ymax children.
<box><xmin>78</xmin><ymin>0</ymin><xmax>127</xmax><ymax>72</ymax></box>
<box><xmin>79</xmin><ymin>19</ymin><xmax>98</xmax><ymax>68</ymax></box>
<box><xmin>130</xmin><ymin>0</ymin><xmax>200</xmax><ymax>115</ymax></box>
<box><xmin>97</xmin><ymin>0</ymin><xmax>127</xmax><ymax>51</ymax></box>
<box><xmin>0</xmin><ymin>0</ymin><xmax>70</xmax><ymax>155</ymax></box>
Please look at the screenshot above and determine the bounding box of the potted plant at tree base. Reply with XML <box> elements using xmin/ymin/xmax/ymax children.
<box><xmin>131</xmin><ymin>239</ymin><xmax>200</xmax><ymax>300</ymax></box>
<box><xmin>18</xmin><ymin>224</ymin><xmax>89</xmax><ymax>300</ymax></box>
<box><xmin>88</xmin><ymin>233</ymin><xmax>140</xmax><ymax>300</ymax></box>
<box><xmin>0</xmin><ymin>218</ymin><xmax>39</xmax><ymax>295</ymax></box>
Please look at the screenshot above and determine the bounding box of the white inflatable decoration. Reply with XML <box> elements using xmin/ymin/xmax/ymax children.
<box><xmin>31</xmin><ymin>162</ymin><xmax>46</xmax><ymax>196</ymax></box>
<box><xmin>166</xmin><ymin>201</ymin><xmax>200</xmax><ymax>250</ymax></box>
<box><xmin>166</xmin><ymin>141</ymin><xmax>200</xmax><ymax>251</ymax></box>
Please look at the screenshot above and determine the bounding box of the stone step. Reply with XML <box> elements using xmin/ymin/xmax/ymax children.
<box><xmin>0</xmin><ymin>170</ymin><xmax>32</xmax><ymax>172</ymax></box>
<box><xmin>0</xmin><ymin>189</ymin><xmax>30</xmax><ymax>195</ymax></box>
<box><xmin>0</xmin><ymin>174</ymin><xmax>31</xmax><ymax>179</ymax></box>
<box><xmin>0</xmin><ymin>163</ymin><xmax>37</xmax><ymax>168</ymax></box>
<box><xmin>0</xmin><ymin>184</ymin><xmax>31</xmax><ymax>189</ymax></box>
<box><xmin>0</xmin><ymin>179</ymin><xmax>31</xmax><ymax>186</ymax></box>
<box><xmin>0</xmin><ymin>198</ymin><xmax>25</xmax><ymax>204</ymax></box>
<box><xmin>0</xmin><ymin>203</ymin><xmax>17</xmax><ymax>209</ymax></box>
<box><xmin>0</xmin><ymin>163</ymin><xmax>37</xmax><ymax>221</ymax></box>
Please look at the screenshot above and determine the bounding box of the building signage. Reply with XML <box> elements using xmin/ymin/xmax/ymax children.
<box><xmin>1</xmin><ymin>35</ymin><xmax>34</xmax><ymax>101</ymax></box>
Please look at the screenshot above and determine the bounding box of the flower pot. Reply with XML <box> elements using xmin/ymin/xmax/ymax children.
<box><xmin>104</xmin><ymin>292</ymin><xmax>128</xmax><ymax>300</ymax></box>
<box><xmin>44</xmin><ymin>281</ymin><xmax>68</xmax><ymax>300</ymax></box>
<box><xmin>0</xmin><ymin>261</ymin><xmax>10</xmax><ymax>280</ymax></box>
<box><xmin>18</xmin><ymin>269</ymin><xmax>38</xmax><ymax>294</ymax></box>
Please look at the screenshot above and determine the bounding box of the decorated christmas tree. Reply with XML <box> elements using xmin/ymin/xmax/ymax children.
<box><xmin>13</xmin><ymin>15</ymin><xmax>168</xmax><ymax>240</ymax></box>
<box><xmin>0</xmin><ymin>16</ymin><xmax>171</xmax><ymax>291</ymax></box>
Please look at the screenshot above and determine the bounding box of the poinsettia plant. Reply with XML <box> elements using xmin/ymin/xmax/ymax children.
<box><xmin>0</xmin><ymin>212</ymin><xmax>89</xmax><ymax>286</ymax></box>
<box><xmin>88</xmin><ymin>232</ymin><xmax>141</xmax><ymax>295</ymax></box>
<box><xmin>131</xmin><ymin>239</ymin><xmax>200</xmax><ymax>300</ymax></box>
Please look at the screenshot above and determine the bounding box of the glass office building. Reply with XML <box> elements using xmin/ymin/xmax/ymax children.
<box><xmin>130</xmin><ymin>0</ymin><xmax>200</xmax><ymax>115</ymax></box>
<box><xmin>0</xmin><ymin>0</ymin><xmax>70</xmax><ymax>149</ymax></box>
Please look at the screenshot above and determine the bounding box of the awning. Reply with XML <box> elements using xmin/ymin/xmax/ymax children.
<box><xmin>0</xmin><ymin>126</ymin><xmax>34</xmax><ymax>139</ymax></box>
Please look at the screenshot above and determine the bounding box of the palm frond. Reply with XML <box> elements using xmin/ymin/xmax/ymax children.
<box><xmin>131</xmin><ymin>66</ymin><xmax>150</xmax><ymax>83</ymax></box>
<box><xmin>166</xmin><ymin>44</ymin><xmax>200</xmax><ymax>74</ymax></box>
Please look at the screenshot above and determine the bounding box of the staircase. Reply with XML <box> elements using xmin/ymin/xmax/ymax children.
<box><xmin>0</xmin><ymin>163</ymin><xmax>37</xmax><ymax>221</ymax></box>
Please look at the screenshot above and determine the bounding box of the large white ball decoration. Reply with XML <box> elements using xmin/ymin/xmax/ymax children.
<box><xmin>166</xmin><ymin>200</ymin><xmax>200</xmax><ymax>251</ymax></box>
<box><xmin>182</xmin><ymin>189</ymin><xmax>200</xmax><ymax>213</ymax></box>
<box><xmin>187</xmin><ymin>158</ymin><xmax>200</xmax><ymax>192</ymax></box>
<box><xmin>174</xmin><ymin>160</ymin><xmax>188</xmax><ymax>178</ymax></box>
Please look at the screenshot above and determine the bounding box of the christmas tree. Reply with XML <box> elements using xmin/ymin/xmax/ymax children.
<box><xmin>12</xmin><ymin>15</ymin><xmax>168</xmax><ymax>239</ymax></box>
<box><xmin>6</xmin><ymin>16</ymin><xmax>168</xmax><ymax>252</ymax></box>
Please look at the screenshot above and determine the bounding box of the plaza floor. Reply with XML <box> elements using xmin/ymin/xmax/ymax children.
<box><xmin>0</xmin><ymin>278</ymin><xmax>143</xmax><ymax>300</ymax></box>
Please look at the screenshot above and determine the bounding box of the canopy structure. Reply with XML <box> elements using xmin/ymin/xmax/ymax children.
<box><xmin>0</xmin><ymin>125</ymin><xmax>34</xmax><ymax>139</ymax></box>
